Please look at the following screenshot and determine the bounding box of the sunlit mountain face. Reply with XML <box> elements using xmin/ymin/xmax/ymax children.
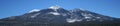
<box><xmin>0</xmin><ymin>5</ymin><xmax>120</xmax><ymax>26</ymax></box>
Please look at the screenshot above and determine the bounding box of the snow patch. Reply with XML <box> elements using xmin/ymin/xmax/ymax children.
<box><xmin>66</xmin><ymin>19</ymin><xmax>83</xmax><ymax>23</ymax></box>
<box><xmin>71</xmin><ymin>8</ymin><xmax>87</xmax><ymax>12</ymax></box>
<box><xmin>62</xmin><ymin>14</ymin><xmax>67</xmax><ymax>16</ymax></box>
<box><xmin>81</xmin><ymin>13</ymin><xmax>92</xmax><ymax>19</ymax></box>
<box><xmin>49</xmin><ymin>12</ymin><xmax>60</xmax><ymax>15</ymax></box>
<box><xmin>96</xmin><ymin>17</ymin><xmax>101</xmax><ymax>19</ymax></box>
<box><xmin>31</xmin><ymin>13</ymin><xmax>40</xmax><ymax>18</ymax></box>
<box><xmin>29</xmin><ymin>9</ymin><xmax>40</xmax><ymax>13</ymax></box>
<box><xmin>76</xmin><ymin>19</ymin><xmax>83</xmax><ymax>21</ymax></box>
<box><xmin>66</xmin><ymin>19</ymin><xmax>76</xmax><ymax>23</ymax></box>
<box><xmin>85</xmin><ymin>17</ymin><xmax>91</xmax><ymax>19</ymax></box>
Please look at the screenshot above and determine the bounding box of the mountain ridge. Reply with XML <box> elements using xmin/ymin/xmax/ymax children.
<box><xmin>0</xmin><ymin>6</ymin><xmax>120</xmax><ymax>26</ymax></box>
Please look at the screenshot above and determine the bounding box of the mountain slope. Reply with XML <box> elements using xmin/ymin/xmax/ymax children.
<box><xmin>0</xmin><ymin>6</ymin><xmax>120</xmax><ymax>26</ymax></box>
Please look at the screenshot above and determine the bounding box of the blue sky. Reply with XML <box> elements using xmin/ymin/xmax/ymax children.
<box><xmin>0</xmin><ymin>0</ymin><xmax>120</xmax><ymax>18</ymax></box>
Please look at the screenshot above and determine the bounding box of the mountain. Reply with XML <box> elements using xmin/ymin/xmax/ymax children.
<box><xmin>0</xmin><ymin>5</ymin><xmax>120</xmax><ymax>26</ymax></box>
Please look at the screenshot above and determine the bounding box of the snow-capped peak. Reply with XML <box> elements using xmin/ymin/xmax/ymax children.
<box><xmin>29</xmin><ymin>9</ymin><xmax>40</xmax><ymax>13</ymax></box>
<box><xmin>49</xmin><ymin>5</ymin><xmax>61</xmax><ymax>11</ymax></box>
<box><xmin>49</xmin><ymin>5</ymin><xmax>60</xmax><ymax>9</ymax></box>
